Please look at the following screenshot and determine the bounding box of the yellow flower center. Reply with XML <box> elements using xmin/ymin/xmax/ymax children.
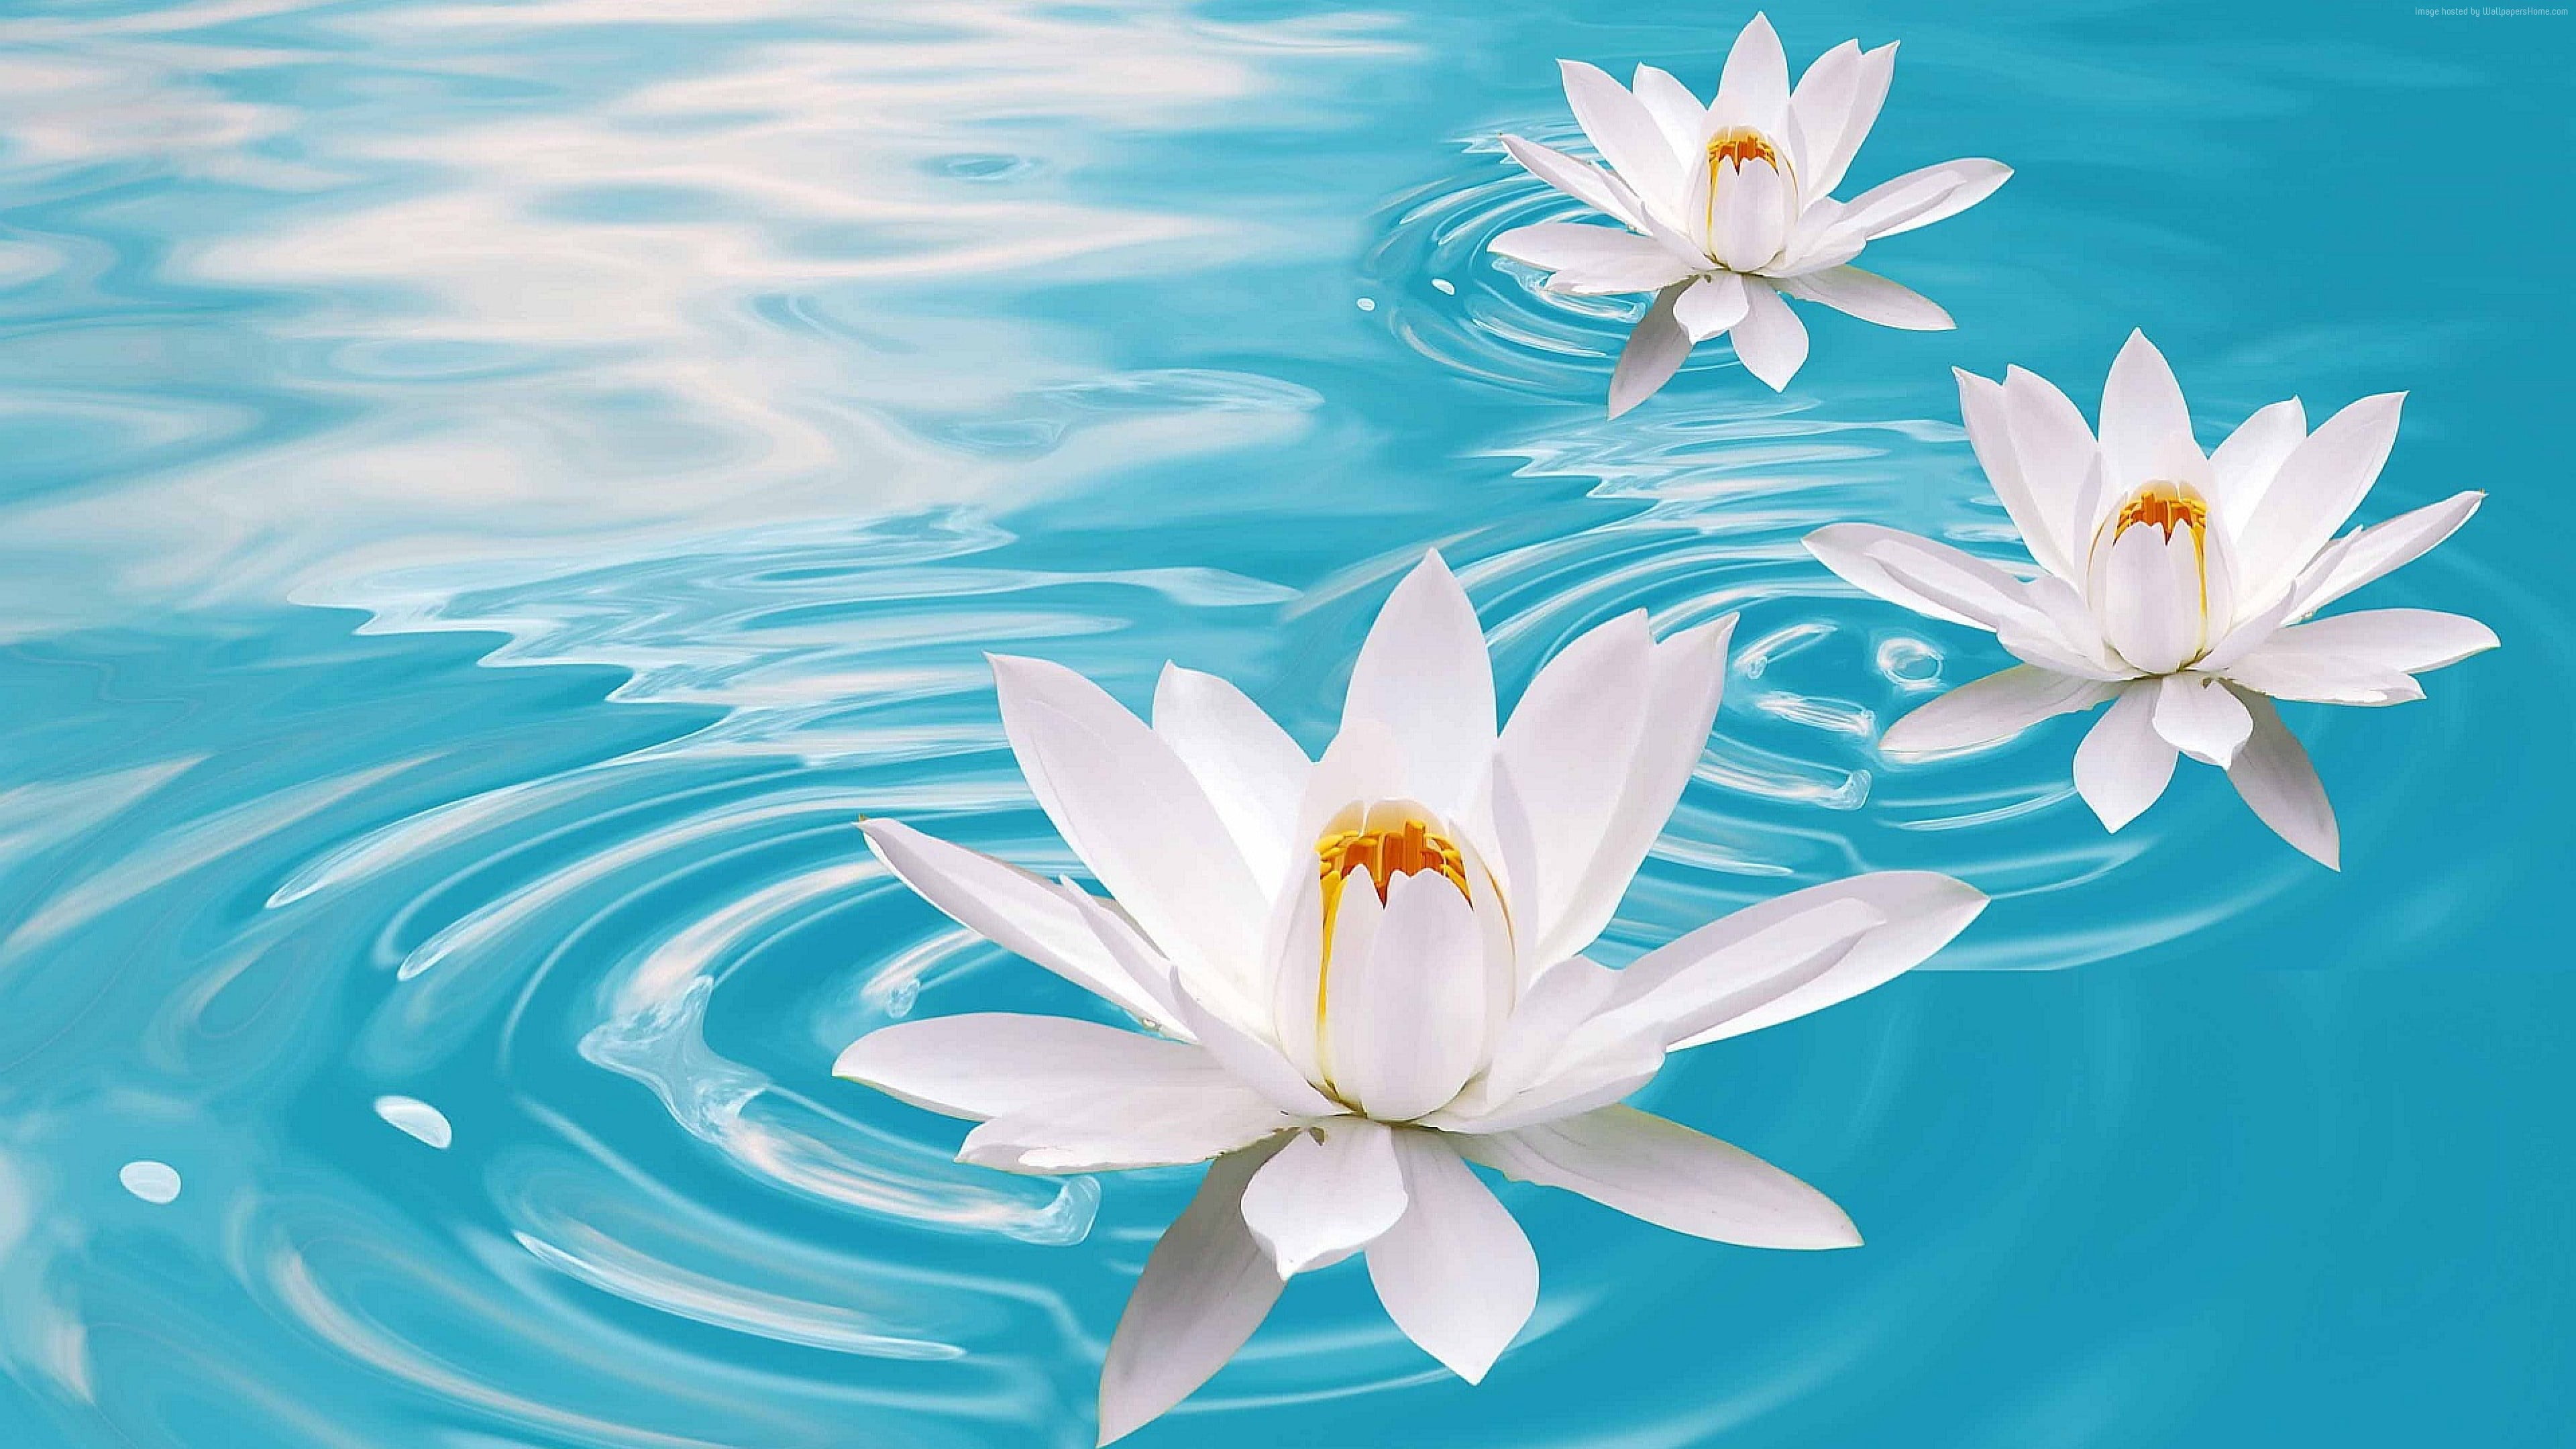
<box><xmin>2110</xmin><ymin>480</ymin><xmax>2209</xmax><ymax>543</ymax></box>
<box><xmin>1705</xmin><ymin>126</ymin><xmax>1780</xmax><ymax>174</ymax></box>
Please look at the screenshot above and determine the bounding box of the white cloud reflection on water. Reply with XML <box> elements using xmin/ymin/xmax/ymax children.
<box><xmin>0</xmin><ymin>0</ymin><xmax>1410</xmax><ymax>630</ymax></box>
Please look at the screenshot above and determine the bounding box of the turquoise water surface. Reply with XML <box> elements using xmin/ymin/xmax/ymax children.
<box><xmin>1</xmin><ymin>1</ymin><xmax>2569</xmax><ymax>1444</ymax></box>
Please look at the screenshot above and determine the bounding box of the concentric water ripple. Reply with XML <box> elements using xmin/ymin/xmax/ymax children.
<box><xmin>0</xmin><ymin>1</ymin><xmax>2567</xmax><ymax>1446</ymax></box>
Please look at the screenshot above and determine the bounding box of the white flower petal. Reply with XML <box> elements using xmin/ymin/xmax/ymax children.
<box><xmin>1238</xmin><ymin>1118</ymin><xmax>1407</xmax><ymax>1277</ymax></box>
<box><xmin>2232</xmin><ymin>391</ymin><xmax>2407</xmax><ymax>611</ymax></box>
<box><xmin>1497</xmin><ymin>133</ymin><xmax>1647</xmax><ymax>231</ymax></box>
<box><xmin>1804</xmin><ymin>523</ymin><xmax>2037</xmax><ymax>633</ymax></box>
<box><xmin>1630</xmin><ymin>64</ymin><xmax>1706</xmax><ymax>156</ymax></box>
<box><xmin>1460</xmin><ymin>955</ymin><xmax>1621</xmax><ymax>1114</ymax></box>
<box><xmin>1491</xmin><ymin>223</ymin><xmax>1697</xmax><ymax>295</ymax></box>
<box><xmin>2262</xmin><ymin>608</ymin><xmax>2498</xmax><ymax>675</ymax></box>
<box><xmin>2288</xmin><ymin>490</ymin><xmax>2484</xmax><ymax>619</ymax></box>
<box><xmin>989</xmin><ymin>655</ymin><xmax>1270</xmax><ymax>998</ymax></box>
<box><xmin>1708</xmin><ymin>156</ymin><xmax>1790</xmax><ymax>272</ymax></box>
<box><xmin>2206</xmin><ymin>397</ymin><xmax>2306</xmax><ymax>531</ymax></box>
<box><xmin>1459</xmin><ymin>1104</ymin><xmax>1860</xmax><ymax>1250</ymax></box>
<box><xmin>1097</xmin><ymin>1137</ymin><xmax>1292</xmax><ymax>1446</ymax></box>
<box><xmin>2001</xmin><ymin>364</ymin><xmax>2110</xmax><ymax>570</ymax></box>
<box><xmin>1328</xmin><ymin>871</ymin><xmax>1493</xmax><ymax>1122</ymax></box>
<box><xmin>1711</xmin><ymin>11</ymin><xmax>1791</xmax><ymax>136</ymax></box>
<box><xmin>1495</xmin><ymin>610</ymin><xmax>1652</xmax><ymax>942</ymax></box>
<box><xmin>2072</xmin><ymin>680</ymin><xmax>2177</xmax><ymax>831</ymax></box>
<box><xmin>1830</xmin><ymin>158</ymin><xmax>2010</xmax><ymax>241</ymax></box>
<box><xmin>2094</xmin><ymin>523</ymin><xmax>2203</xmax><ymax>676</ymax></box>
<box><xmin>1263</xmin><ymin>867</ymin><xmax>1330</xmax><ymax>1085</ymax></box>
<box><xmin>1530</xmin><ymin>615</ymin><xmax>1735</xmax><ymax>968</ymax></box>
<box><xmin>2219</xmin><ymin>645</ymin><xmax>2426</xmax><ymax>706</ymax></box>
<box><xmin>1788</xmin><ymin>40</ymin><xmax>1894</xmax><ymax>202</ymax></box>
<box><xmin>1558</xmin><ymin>60</ymin><xmax>1682</xmax><ymax>207</ymax></box>
<box><xmin>1609</xmin><ymin>282</ymin><xmax>1696</xmax><ymax>417</ymax></box>
<box><xmin>1953</xmin><ymin>369</ymin><xmax>2078</xmax><ymax>583</ymax></box>
<box><xmin>1880</xmin><ymin>665</ymin><xmax>2118</xmax><ymax>756</ymax></box>
<box><xmin>959</xmin><ymin>1080</ymin><xmax>1295</xmax><ymax>1175</ymax></box>
<box><xmin>861</xmin><ymin>819</ymin><xmax>1172</xmax><ymax>1024</ymax></box>
<box><xmin>1364</xmin><ymin>1130</ymin><xmax>1538</xmax><ymax>1384</ymax></box>
<box><xmin>1778</xmin><ymin>265</ymin><xmax>1953</xmax><ymax>331</ymax></box>
<box><xmin>1152</xmin><ymin>665</ymin><xmax>1309</xmax><ymax>895</ymax></box>
<box><xmin>1729</xmin><ymin>280</ymin><xmax>1808</xmax><ymax>390</ymax></box>
<box><xmin>1340</xmin><ymin>552</ymin><xmax>1497</xmax><ymax>818</ymax></box>
<box><xmin>2151</xmin><ymin>673</ymin><xmax>2254</xmax><ymax>767</ymax></box>
<box><xmin>2098</xmin><ymin>331</ymin><xmax>2206</xmax><ymax>490</ymax></box>
<box><xmin>1673</xmin><ymin>272</ymin><xmax>1750</xmax><ymax>342</ymax></box>
<box><xmin>835</xmin><ymin>1013</ymin><xmax>1219</xmax><ymax>1121</ymax></box>
<box><xmin>1652</xmin><ymin>871</ymin><xmax>1986</xmax><ymax>1048</ymax></box>
<box><xmin>2224</xmin><ymin>689</ymin><xmax>2339</xmax><ymax>869</ymax></box>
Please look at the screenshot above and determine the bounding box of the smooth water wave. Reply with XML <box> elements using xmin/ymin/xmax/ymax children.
<box><xmin>0</xmin><ymin>1</ymin><xmax>2567</xmax><ymax>1446</ymax></box>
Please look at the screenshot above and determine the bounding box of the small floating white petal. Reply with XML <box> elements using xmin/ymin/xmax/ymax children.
<box><xmin>1355</xmin><ymin>296</ymin><xmax>1377</xmax><ymax>312</ymax></box>
<box><xmin>373</xmin><ymin>1095</ymin><xmax>453</xmax><ymax>1149</ymax></box>
<box><xmin>1432</xmin><ymin>278</ymin><xmax>1456</xmax><ymax>295</ymax></box>
<box><xmin>119</xmin><ymin>1160</ymin><xmax>181</xmax><ymax>1203</ymax></box>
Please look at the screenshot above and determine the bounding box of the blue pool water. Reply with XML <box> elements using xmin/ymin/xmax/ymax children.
<box><xmin>1</xmin><ymin>1</ymin><xmax>2569</xmax><ymax>1444</ymax></box>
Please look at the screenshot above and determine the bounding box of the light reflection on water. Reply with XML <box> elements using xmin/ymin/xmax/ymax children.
<box><xmin>0</xmin><ymin>1</ymin><xmax>2568</xmax><ymax>1446</ymax></box>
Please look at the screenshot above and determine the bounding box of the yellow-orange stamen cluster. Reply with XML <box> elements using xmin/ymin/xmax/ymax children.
<box><xmin>1705</xmin><ymin>126</ymin><xmax>1780</xmax><ymax>173</ymax></box>
<box><xmin>2111</xmin><ymin>482</ymin><xmax>2209</xmax><ymax>542</ymax></box>
<box><xmin>1315</xmin><ymin>819</ymin><xmax>1467</xmax><ymax>904</ymax></box>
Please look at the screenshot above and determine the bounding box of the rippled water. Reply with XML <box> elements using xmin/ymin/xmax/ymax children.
<box><xmin>1</xmin><ymin>1</ymin><xmax>2569</xmax><ymax>1444</ymax></box>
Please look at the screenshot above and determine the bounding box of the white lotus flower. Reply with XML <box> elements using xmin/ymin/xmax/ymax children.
<box><xmin>837</xmin><ymin>553</ymin><xmax>1986</xmax><ymax>1442</ymax></box>
<box><xmin>1489</xmin><ymin>13</ymin><xmax>2009</xmax><ymax>414</ymax></box>
<box><xmin>1807</xmin><ymin>331</ymin><xmax>2497</xmax><ymax>868</ymax></box>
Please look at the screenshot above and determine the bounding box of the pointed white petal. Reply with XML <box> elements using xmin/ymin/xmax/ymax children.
<box><xmin>861</xmin><ymin>819</ymin><xmax>1172</xmax><ymax>1024</ymax></box>
<box><xmin>1365</xmin><ymin>1130</ymin><xmax>1538</xmax><ymax>1383</ymax></box>
<box><xmin>2008</xmin><ymin>573</ymin><xmax>2135</xmax><ymax>680</ymax></box>
<box><xmin>959</xmin><ymin>1080</ymin><xmax>1295</xmax><ymax>1175</ymax></box>
<box><xmin>989</xmin><ymin>655</ymin><xmax>1269</xmax><ymax>995</ymax></box>
<box><xmin>2206</xmin><ymin>397</ymin><xmax>2306</xmax><ymax>530</ymax></box>
<box><xmin>2098</xmin><ymin>331</ymin><xmax>2205</xmax><ymax>490</ymax></box>
<box><xmin>1495</xmin><ymin>611</ymin><xmax>1652</xmax><ymax>941</ymax></box>
<box><xmin>1263</xmin><ymin>867</ymin><xmax>1330</xmax><ymax>1086</ymax></box>
<box><xmin>1328</xmin><ymin>871</ymin><xmax>1493</xmax><ymax>1121</ymax></box>
<box><xmin>2261</xmin><ymin>608</ymin><xmax>2498</xmax><ymax>675</ymax></box>
<box><xmin>1493</xmin><ymin>222</ymin><xmax>1697</xmax><ymax>294</ymax></box>
<box><xmin>1535</xmin><ymin>615</ymin><xmax>1735</xmax><ymax>968</ymax></box>
<box><xmin>2001</xmin><ymin>364</ymin><xmax>2109</xmax><ymax>571</ymax></box>
<box><xmin>1061</xmin><ymin>889</ymin><xmax>1336</xmax><ymax>1118</ymax></box>
<box><xmin>1497</xmin><ymin>133</ymin><xmax>1647</xmax><ymax>231</ymax></box>
<box><xmin>1804</xmin><ymin>523</ymin><xmax>2037</xmax><ymax>633</ymax></box>
<box><xmin>2220</xmin><ymin>646</ymin><xmax>2426</xmax><ymax>706</ymax></box>
<box><xmin>1672</xmin><ymin>272</ymin><xmax>1750</xmax><ymax>342</ymax></box>
<box><xmin>1954</xmin><ymin>369</ymin><xmax>2079</xmax><ymax>582</ymax></box>
<box><xmin>2151</xmin><ymin>673</ymin><xmax>2254</xmax><ymax>767</ymax></box>
<box><xmin>2094</xmin><ymin>524</ymin><xmax>2204</xmax><ymax>676</ymax></box>
<box><xmin>2289</xmin><ymin>490</ymin><xmax>2484</xmax><ymax>619</ymax></box>
<box><xmin>1729</xmin><ymin>280</ymin><xmax>1808</xmax><ymax>390</ymax></box>
<box><xmin>1341</xmin><ymin>552</ymin><xmax>1497</xmax><ymax>817</ymax></box>
<box><xmin>1153</xmin><ymin>665</ymin><xmax>1309</xmax><ymax>894</ymax></box>
<box><xmin>1651</xmin><ymin>871</ymin><xmax>1986</xmax><ymax>1047</ymax></box>
<box><xmin>1712</xmin><ymin>12</ymin><xmax>1791</xmax><ymax>136</ymax></box>
<box><xmin>1708</xmin><ymin>157</ymin><xmax>1790</xmax><ymax>272</ymax></box>
<box><xmin>835</xmin><ymin>1014</ymin><xmax>1219</xmax><ymax>1121</ymax></box>
<box><xmin>1558</xmin><ymin>60</ymin><xmax>1682</xmax><ymax>205</ymax></box>
<box><xmin>2072</xmin><ymin>681</ymin><xmax>2176</xmax><ymax>831</ymax></box>
<box><xmin>1881</xmin><ymin>665</ymin><xmax>2118</xmax><ymax>755</ymax></box>
<box><xmin>1097</xmin><ymin>1138</ymin><xmax>1291</xmax><ymax>1445</ymax></box>
<box><xmin>1238</xmin><ymin>1118</ymin><xmax>1407</xmax><ymax>1277</ymax></box>
<box><xmin>1609</xmin><ymin>282</ymin><xmax>1696</xmax><ymax>417</ymax></box>
<box><xmin>2233</xmin><ymin>391</ymin><xmax>2407</xmax><ymax>610</ymax></box>
<box><xmin>1789</xmin><ymin>40</ymin><xmax>1894</xmax><ymax>201</ymax></box>
<box><xmin>1460</xmin><ymin>1104</ymin><xmax>1860</xmax><ymax>1249</ymax></box>
<box><xmin>2224</xmin><ymin>690</ymin><xmax>2339</xmax><ymax>868</ymax></box>
<box><xmin>1831</xmin><ymin>158</ymin><xmax>2010</xmax><ymax>241</ymax></box>
<box><xmin>1778</xmin><ymin>265</ymin><xmax>1953</xmax><ymax>331</ymax></box>
<box><xmin>1630</xmin><ymin>64</ymin><xmax>1706</xmax><ymax>155</ymax></box>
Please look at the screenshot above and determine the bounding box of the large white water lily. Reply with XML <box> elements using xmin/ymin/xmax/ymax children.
<box><xmin>1489</xmin><ymin>13</ymin><xmax>2009</xmax><ymax>414</ymax></box>
<box><xmin>1807</xmin><ymin>331</ymin><xmax>2496</xmax><ymax>869</ymax></box>
<box><xmin>836</xmin><ymin>553</ymin><xmax>1986</xmax><ymax>1442</ymax></box>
